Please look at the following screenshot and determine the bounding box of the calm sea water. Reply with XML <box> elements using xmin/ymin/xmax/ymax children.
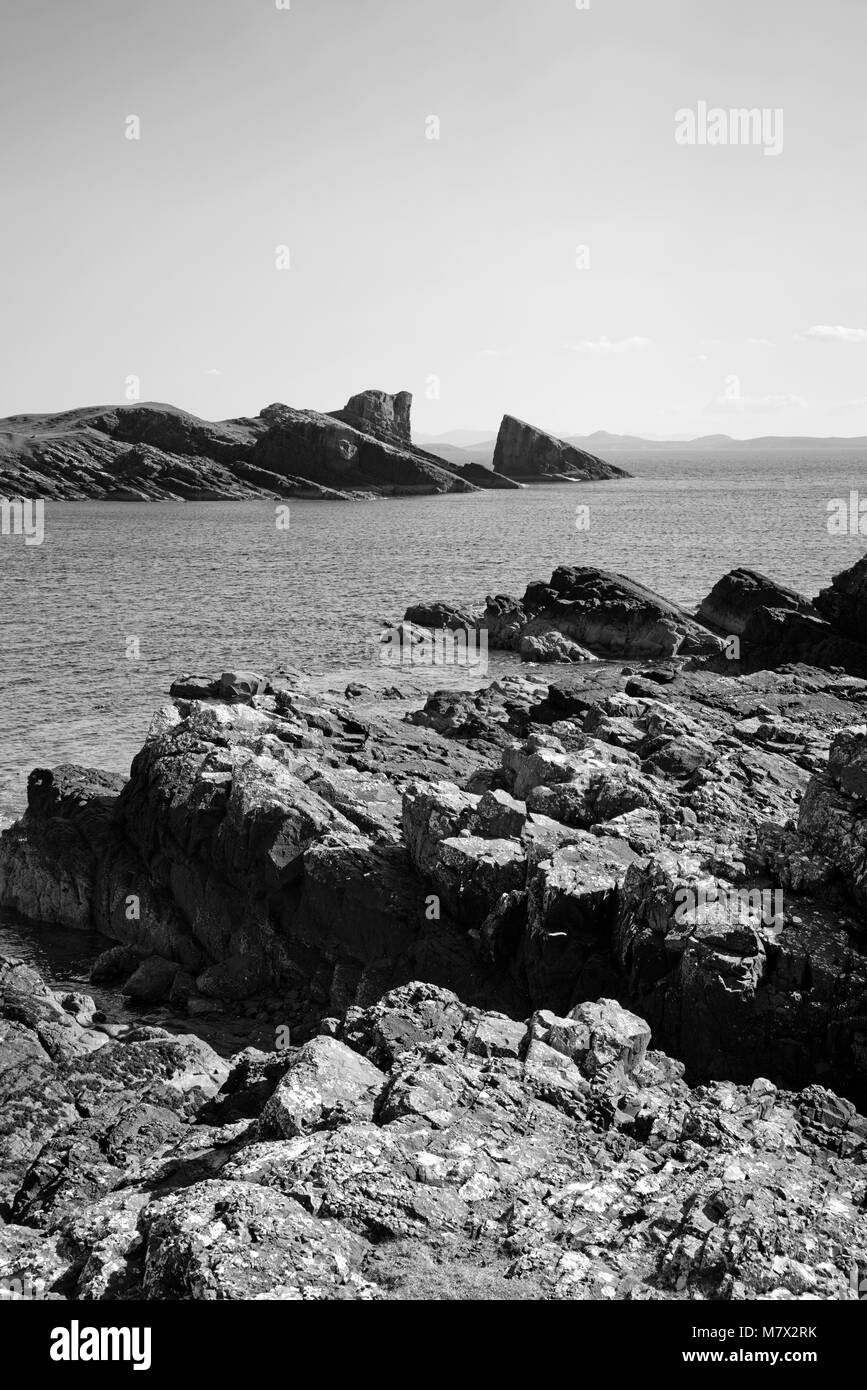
<box><xmin>1</xmin><ymin>449</ymin><xmax>865</xmax><ymax>825</ymax></box>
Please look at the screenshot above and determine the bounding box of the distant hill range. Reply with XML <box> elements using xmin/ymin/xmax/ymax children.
<box><xmin>0</xmin><ymin>392</ymin><xmax>628</xmax><ymax>502</ymax></box>
<box><xmin>418</xmin><ymin>428</ymin><xmax>867</xmax><ymax>468</ymax></box>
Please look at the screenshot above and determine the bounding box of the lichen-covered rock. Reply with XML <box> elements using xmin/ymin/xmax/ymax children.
<box><xmin>259</xmin><ymin>1037</ymin><xmax>384</xmax><ymax>1137</ymax></box>
<box><xmin>141</xmin><ymin>1180</ymin><xmax>372</xmax><ymax>1299</ymax></box>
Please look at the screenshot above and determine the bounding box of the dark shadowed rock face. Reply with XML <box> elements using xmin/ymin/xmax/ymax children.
<box><xmin>738</xmin><ymin>607</ymin><xmax>867</xmax><ymax>678</ymax></box>
<box><xmin>815</xmin><ymin>552</ymin><xmax>867</xmax><ymax>641</ymax></box>
<box><xmin>328</xmin><ymin>389</ymin><xmax>412</xmax><ymax>446</ymax></box>
<box><xmin>492</xmin><ymin>415</ymin><xmax>629</xmax><ymax>481</ymax></box>
<box><xmin>698</xmin><ymin>568</ymin><xmax>815</xmax><ymax>636</ymax></box>
<box><xmin>693</xmin><ymin>552</ymin><xmax>867</xmax><ymax>680</ymax></box>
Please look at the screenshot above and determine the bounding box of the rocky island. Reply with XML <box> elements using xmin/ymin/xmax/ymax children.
<box><xmin>0</xmin><ymin>391</ymin><xmax>628</xmax><ymax>502</ymax></box>
<box><xmin>2</xmin><ymin>548</ymin><xmax>867</xmax><ymax>1301</ymax></box>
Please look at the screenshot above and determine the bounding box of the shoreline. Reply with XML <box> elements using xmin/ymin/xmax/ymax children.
<box><xmin>2</xmin><ymin>553</ymin><xmax>867</xmax><ymax>1299</ymax></box>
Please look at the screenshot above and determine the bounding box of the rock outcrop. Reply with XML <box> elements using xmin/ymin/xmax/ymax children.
<box><xmin>492</xmin><ymin>415</ymin><xmax>629</xmax><ymax>482</ymax></box>
<box><xmin>698</xmin><ymin>554</ymin><xmax>867</xmax><ymax>678</ymax></box>
<box><xmin>403</xmin><ymin>566</ymin><xmax>724</xmax><ymax>663</ymax></box>
<box><xmin>1</xmin><ymin>964</ymin><xmax>865</xmax><ymax>1301</ymax></box>
<box><xmin>698</xmin><ymin>567</ymin><xmax>815</xmax><ymax>635</ymax></box>
<box><xmin>0</xmin><ymin>393</ymin><xmax>527</xmax><ymax>502</ymax></box>
<box><xmin>815</xmin><ymin>552</ymin><xmax>867</xmax><ymax>641</ymax></box>
<box><xmin>5</xmin><ymin>649</ymin><xmax>867</xmax><ymax>1106</ymax></box>
<box><xmin>480</xmin><ymin>566</ymin><xmax>724</xmax><ymax>661</ymax></box>
<box><xmin>5</xmin><ymin>604</ymin><xmax>867</xmax><ymax>1299</ymax></box>
<box><xmin>328</xmin><ymin>389</ymin><xmax>412</xmax><ymax>446</ymax></box>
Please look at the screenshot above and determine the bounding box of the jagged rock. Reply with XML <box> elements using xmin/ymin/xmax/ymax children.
<box><xmin>0</xmin><ymin>394</ymin><xmax>522</xmax><ymax>502</ymax></box>
<box><xmin>491</xmin><ymin>415</ymin><xmax>629</xmax><ymax>482</ymax></box>
<box><xmin>530</xmin><ymin>998</ymin><xmax>651</xmax><ymax>1079</ymax></box>
<box><xmin>141</xmin><ymin>1180</ymin><xmax>371</xmax><ymax>1299</ymax></box>
<box><xmin>527</xmin><ymin>763</ymin><xmax>658</xmax><ymax>828</ymax></box>
<box><xmin>524</xmin><ymin>836</ymin><xmax>638</xmax><ymax>1012</ymax></box>
<box><xmin>815</xmin><ymin>551</ymin><xmax>867</xmax><ymax>640</ymax></box>
<box><xmin>6</xmin><ymin>647</ymin><xmax>867</xmax><ymax>1107</ymax></box>
<box><xmin>338</xmin><ymin>980</ymin><xmax>482</xmax><ymax>1068</ymax></box>
<box><xmin>503</xmin><ymin>732</ymin><xmax>639</xmax><ymax>802</ymax></box>
<box><xmin>329</xmin><ymin>389</ymin><xmax>413</xmax><ymax>446</ymax></box>
<box><xmin>828</xmin><ymin>725</ymin><xmax>867</xmax><ymax>799</ymax></box>
<box><xmin>432</xmin><ymin>836</ymin><xmax>527</xmax><ymax>925</ymax></box>
<box><xmin>472</xmin><ymin>789</ymin><xmax>527</xmax><ymax>839</ymax></box>
<box><xmin>401</xmin><ymin>782</ymin><xmax>481</xmax><ymax>875</ymax></box>
<box><xmin>485</xmin><ymin>566</ymin><xmax>724</xmax><ymax>661</ymax></box>
<box><xmin>0</xmin><ymin>765</ymin><xmax>125</xmax><ymax>929</ymax></box>
<box><xmin>698</xmin><ymin>568</ymin><xmax>815</xmax><ymax>635</ymax></box>
<box><xmin>4</xmin><ymin>967</ymin><xmax>866</xmax><ymax>1301</ymax></box>
<box><xmin>259</xmin><ymin>1037</ymin><xmax>384</xmax><ymax>1137</ymax></box>
<box><xmin>792</xmin><ymin>729</ymin><xmax>867</xmax><ymax>914</ymax></box>
<box><xmin>613</xmin><ymin>850</ymin><xmax>867</xmax><ymax>1099</ymax></box>
<box><xmin>592</xmin><ymin>807</ymin><xmax>662</xmax><ymax>855</ymax></box>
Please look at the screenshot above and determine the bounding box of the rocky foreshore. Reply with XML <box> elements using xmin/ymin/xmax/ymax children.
<box><xmin>3</xmin><ymin>551</ymin><xmax>867</xmax><ymax>1299</ymax></box>
<box><xmin>0</xmin><ymin>391</ymin><xmax>626</xmax><ymax>502</ymax></box>
<box><xmin>1</xmin><ymin>960</ymin><xmax>865</xmax><ymax>1300</ymax></box>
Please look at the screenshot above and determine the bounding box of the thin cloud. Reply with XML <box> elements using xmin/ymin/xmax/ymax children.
<box><xmin>477</xmin><ymin>349</ymin><xmax>504</xmax><ymax>358</ymax></box>
<box><xmin>747</xmin><ymin>338</ymin><xmax>774</xmax><ymax>346</ymax></box>
<box><xmin>805</xmin><ymin>325</ymin><xmax>867</xmax><ymax>343</ymax></box>
<box><xmin>564</xmin><ymin>336</ymin><xmax>651</xmax><ymax>354</ymax></box>
<box><xmin>204</xmin><ymin>368</ymin><xmax>223</xmax><ymax>376</ymax></box>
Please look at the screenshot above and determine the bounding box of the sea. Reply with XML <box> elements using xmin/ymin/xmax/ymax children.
<box><xmin>1</xmin><ymin>448</ymin><xmax>865</xmax><ymax>832</ymax></box>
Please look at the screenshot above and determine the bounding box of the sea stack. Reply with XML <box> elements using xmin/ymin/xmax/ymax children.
<box><xmin>492</xmin><ymin>414</ymin><xmax>629</xmax><ymax>482</ymax></box>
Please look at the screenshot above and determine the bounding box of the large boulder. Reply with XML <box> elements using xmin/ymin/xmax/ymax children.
<box><xmin>259</xmin><ymin>1036</ymin><xmax>384</xmax><ymax>1137</ymax></box>
<box><xmin>485</xmin><ymin>567</ymin><xmax>724</xmax><ymax>661</ymax></box>
<box><xmin>530</xmin><ymin>998</ymin><xmax>651</xmax><ymax>1079</ymax></box>
<box><xmin>402</xmin><ymin>600</ymin><xmax>483</xmax><ymax>631</ymax></box>
<box><xmin>698</xmin><ymin>568</ymin><xmax>814</xmax><ymax>635</ymax></box>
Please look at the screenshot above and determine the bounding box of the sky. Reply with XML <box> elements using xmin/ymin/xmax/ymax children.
<box><xmin>1</xmin><ymin>0</ymin><xmax>865</xmax><ymax>439</ymax></box>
